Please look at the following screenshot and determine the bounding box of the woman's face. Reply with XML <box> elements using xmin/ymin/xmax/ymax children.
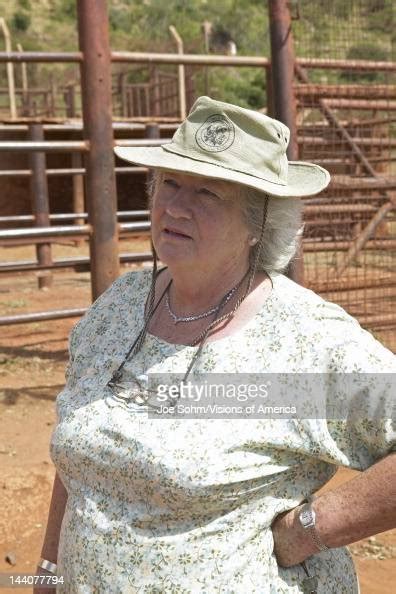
<box><xmin>150</xmin><ymin>172</ymin><xmax>251</xmax><ymax>273</ymax></box>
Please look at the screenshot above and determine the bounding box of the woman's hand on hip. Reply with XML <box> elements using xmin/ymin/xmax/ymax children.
<box><xmin>271</xmin><ymin>505</ymin><xmax>317</xmax><ymax>567</ymax></box>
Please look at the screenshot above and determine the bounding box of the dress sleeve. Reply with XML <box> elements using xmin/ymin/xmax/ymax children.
<box><xmin>64</xmin><ymin>322</ymin><xmax>79</xmax><ymax>383</ymax></box>
<box><xmin>324</xmin><ymin>322</ymin><xmax>396</xmax><ymax>471</ymax></box>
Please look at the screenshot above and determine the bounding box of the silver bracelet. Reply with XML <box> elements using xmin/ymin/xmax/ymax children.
<box><xmin>38</xmin><ymin>558</ymin><xmax>57</xmax><ymax>574</ymax></box>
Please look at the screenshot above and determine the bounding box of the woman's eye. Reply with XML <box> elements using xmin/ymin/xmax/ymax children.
<box><xmin>163</xmin><ymin>179</ymin><xmax>179</xmax><ymax>188</ymax></box>
<box><xmin>198</xmin><ymin>188</ymin><xmax>220</xmax><ymax>199</ymax></box>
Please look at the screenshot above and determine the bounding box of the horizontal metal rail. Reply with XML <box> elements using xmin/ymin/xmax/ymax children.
<box><xmin>305</xmin><ymin>218</ymin><xmax>396</xmax><ymax>226</ymax></box>
<box><xmin>119</xmin><ymin>222</ymin><xmax>151</xmax><ymax>233</ymax></box>
<box><xmin>0</xmin><ymin>52</ymin><xmax>395</xmax><ymax>71</ymax></box>
<box><xmin>0</xmin><ymin>123</ymin><xmax>179</xmax><ymax>132</ymax></box>
<box><xmin>298</xmin><ymin>136</ymin><xmax>396</xmax><ymax>147</ymax></box>
<box><xmin>303</xmin><ymin>275</ymin><xmax>394</xmax><ymax>293</ymax></box>
<box><xmin>302</xmin><ymin>116</ymin><xmax>396</xmax><ymax>129</ymax></box>
<box><xmin>305</xmin><ymin>196</ymin><xmax>396</xmax><ymax>207</ymax></box>
<box><xmin>113</xmin><ymin>138</ymin><xmax>166</xmax><ymax>147</ymax></box>
<box><xmin>353</xmin><ymin>313</ymin><xmax>396</xmax><ymax>328</ymax></box>
<box><xmin>0</xmin><ymin>138</ymin><xmax>167</xmax><ymax>152</ymax></box>
<box><xmin>314</xmin><ymin>157</ymin><xmax>396</xmax><ymax>167</ymax></box>
<box><xmin>304</xmin><ymin>204</ymin><xmax>377</xmax><ymax>214</ymax></box>
<box><xmin>298</xmin><ymin>58</ymin><xmax>396</xmax><ymax>72</ymax></box>
<box><xmin>0</xmin><ymin>166</ymin><xmax>149</xmax><ymax>177</ymax></box>
<box><xmin>327</xmin><ymin>178</ymin><xmax>396</xmax><ymax>192</ymax></box>
<box><xmin>303</xmin><ymin>239</ymin><xmax>396</xmax><ymax>251</ymax></box>
<box><xmin>0</xmin><ymin>308</ymin><xmax>87</xmax><ymax>326</ymax></box>
<box><xmin>111</xmin><ymin>52</ymin><xmax>270</xmax><ymax>66</ymax></box>
<box><xmin>0</xmin><ymin>221</ymin><xmax>150</xmax><ymax>241</ymax></box>
<box><xmin>320</xmin><ymin>98</ymin><xmax>396</xmax><ymax>110</ymax></box>
<box><xmin>295</xmin><ymin>83</ymin><xmax>396</xmax><ymax>99</ymax></box>
<box><xmin>0</xmin><ymin>52</ymin><xmax>82</xmax><ymax>63</ymax></box>
<box><xmin>305</xmin><ymin>201</ymin><xmax>395</xmax><ymax>210</ymax></box>
<box><xmin>0</xmin><ymin>225</ymin><xmax>91</xmax><ymax>240</ymax></box>
<box><xmin>0</xmin><ymin>251</ymin><xmax>153</xmax><ymax>273</ymax></box>
<box><xmin>0</xmin><ymin>211</ymin><xmax>149</xmax><ymax>224</ymax></box>
<box><xmin>0</xmin><ymin>141</ymin><xmax>89</xmax><ymax>152</ymax></box>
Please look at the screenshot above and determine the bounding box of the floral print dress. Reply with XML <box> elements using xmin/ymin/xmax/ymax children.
<box><xmin>50</xmin><ymin>268</ymin><xmax>396</xmax><ymax>593</ymax></box>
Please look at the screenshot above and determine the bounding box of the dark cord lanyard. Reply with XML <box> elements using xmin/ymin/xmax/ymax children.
<box><xmin>108</xmin><ymin>271</ymin><xmax>172</xmax><ymax>387</ymax></box>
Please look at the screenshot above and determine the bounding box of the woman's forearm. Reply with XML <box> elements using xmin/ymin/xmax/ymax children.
<box><xmin>272</xmin><ymin>452</ymin><xmax>396</xmax><ymax>567</ymax></box>
<box><xmin>39</xmin><ymin>472</ymin><xmax>68</xmax><ymax>563</ymax></box>
<box><xmin>313</xmin><ymin>452</ymin><xmax>396</xmax><ymax>547</ymax></box>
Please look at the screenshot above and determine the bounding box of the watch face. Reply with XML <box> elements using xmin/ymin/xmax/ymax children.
<box><xmin>300</xmin><ymin>508</ymin><xmax>315</xmax><ymax>528</ymax></box>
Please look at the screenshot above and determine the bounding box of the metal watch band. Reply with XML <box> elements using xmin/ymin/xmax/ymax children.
<box><xmin>299</xmin><ymin>497</ymin><xmax>329</xmax><ymax>552</ymax></box>
<box><xmin>38</xmin><ymin>558</ymin><xmax>57</xmax><ymax>574</ymax></box>
<box><xmin>307</xmin><ymin>522</ymin><xmax>329</xmax><ymax>552</ymax></box>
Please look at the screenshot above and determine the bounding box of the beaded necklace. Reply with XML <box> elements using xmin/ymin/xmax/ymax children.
<box><xmin>165</xmin><ymin>280</ymin><xmax>240</xmax><ymax>324</ymax></box>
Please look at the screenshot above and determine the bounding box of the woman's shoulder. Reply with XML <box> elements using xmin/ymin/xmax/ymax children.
<box><xmin>271</xmin><ymin>272</ymin><xmax>359</xmax><ymax>323</ymax></box>
<box><xmin>90</xmin><ymin>267</ymin><xmax>151</xmax><ymax>309</ymax></box>
<box><xmin>69</xmin><ymin>268</ymin><xmax>152</xmax><ymax>347</ymax></box>
<box><xmin>269</xmin><ymin>272</ymin><xmax>396</xmax><ymax>369</ymax></box>
<box><xmin>108</xmin><ymin>267</ymin><xmax>152</xmax><ymax>294</ymax></box>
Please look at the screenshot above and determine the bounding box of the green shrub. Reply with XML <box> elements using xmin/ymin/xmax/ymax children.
<box><xmin>208</xmin><ymin>68</ymin><xmax>266</xmax><ymax>110</ymax></box>
<box><xmin>55</xmin><ymin>0</ymin><xmax>76</xmax><ymax>20</ymax></box>
<box><xmin>365</xmin><ymin>0</ymin><xmax>394</xmax><ymax>35</ymax></box>
<box><xmin>11</xmin><ymin>11</ymin><xmax>31</xmax><ymax>32</ymax></box>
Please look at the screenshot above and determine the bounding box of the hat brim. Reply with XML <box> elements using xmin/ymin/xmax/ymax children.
<box><xmin>114</xmin><ymin>145</ymin><xmax>330</xmax><ymax>197</ymax></box>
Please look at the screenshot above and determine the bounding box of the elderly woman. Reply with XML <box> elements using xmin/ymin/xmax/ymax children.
<box><xmin>36</xmin><ymin>97</ymin><xmax>395</xmax><ymax>593</ymax></box>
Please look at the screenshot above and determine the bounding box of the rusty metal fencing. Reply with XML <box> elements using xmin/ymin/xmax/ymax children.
<box><xmin>292</xmin><ymin>0</ymin><xmax>396</xmax><ymax>352</ymax></box>
<box><xmin>0</xmin><ymin>65</ymin><xmax>197</xmax><ymax>120</ymax></box>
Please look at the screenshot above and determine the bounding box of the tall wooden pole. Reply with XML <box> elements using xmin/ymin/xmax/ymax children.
<box><xmin>268</xmin><ymin>0</ymin><xmax>298</xmax><ymax>159</ymax></box>
<box><xmin>77</xmin><ymin>0</ymin><xmax>119</xmax><ymax>300</ymax></box>
<box><xmin>0</xmin><ymin>18</ymin><xmax>17</xmax><ymax>118</ymax></box>
<box><xmin>268</xmin><ymin>0</ymin><xmax>303</xmax><ymax>285</ymax></box>
<box><xmin>169</xmin><ymin>26</ymin><xmax>187</xmax><ymax>120</ymax></box>
<box><xmin>28</xmin><ymin>124</ymin><xmax>53</xmax><ymax>289</ymax></box>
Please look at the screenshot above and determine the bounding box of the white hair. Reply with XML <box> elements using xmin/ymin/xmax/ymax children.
<box><xmin>241</xmin><ymin>186</ymin><xmax>303</xmax><ymax>274</ymax></box>
<box><xmin>147</xmin><ymin>171</ymin><xmax>302</xmax><ymax>274</ymax></box>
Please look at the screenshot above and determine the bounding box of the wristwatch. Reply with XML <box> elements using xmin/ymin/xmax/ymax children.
<box><xmin>298</xmin><ymin>496</ymin><xmax>329</xmax><ymax>552</ymax></box>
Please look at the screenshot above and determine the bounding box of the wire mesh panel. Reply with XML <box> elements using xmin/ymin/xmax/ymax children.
<box><xmin>292</xmin><ymin>0</ymin><xmax>396</xmax><ymax>352</ymax></box>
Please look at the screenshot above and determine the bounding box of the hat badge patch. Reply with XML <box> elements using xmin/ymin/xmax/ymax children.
<box><xmin>195</xmin><ymin>114</ymin><xmax>235</xmax><ymax>153</ymax></box>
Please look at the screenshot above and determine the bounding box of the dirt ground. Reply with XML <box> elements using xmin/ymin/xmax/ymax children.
<box><xmin>0</xmin><ymin>240</ymin><xmax>395</xmax><ymax>594</ymax></box>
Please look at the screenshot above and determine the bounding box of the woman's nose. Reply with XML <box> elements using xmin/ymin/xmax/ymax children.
<box><xmin>164</xmin><ymin>188</ymin><xmax>193</xmax><ymax>219</ymax></box>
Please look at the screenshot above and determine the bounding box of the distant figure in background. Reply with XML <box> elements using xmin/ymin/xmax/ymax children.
<box><xmin>36</xmin><ymin>97</ymin><xmax>396</xmax><ymax>594</ymax></box>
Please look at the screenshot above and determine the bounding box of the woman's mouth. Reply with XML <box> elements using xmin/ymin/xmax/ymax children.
<box><xmin>162</xmin><ymin>227</ymin><xmax>192</xmax><ymax>240</ymax></box>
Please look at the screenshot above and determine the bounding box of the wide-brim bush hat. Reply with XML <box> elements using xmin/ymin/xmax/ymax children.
<box><xmin>114</xmin><ymin>96</ymin><xmax>330</xmax><ymax>197</ymax></box>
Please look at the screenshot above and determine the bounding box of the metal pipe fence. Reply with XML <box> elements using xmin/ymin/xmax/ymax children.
<box><xmin>292</xmin><ymin>0</ymin><xmax>396</xmax><ymax>352</ymax></box>
<box><xmin>1</xmin><ymin>51</ymin><xmax>395</xmax><ymax>121</ymax></box>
